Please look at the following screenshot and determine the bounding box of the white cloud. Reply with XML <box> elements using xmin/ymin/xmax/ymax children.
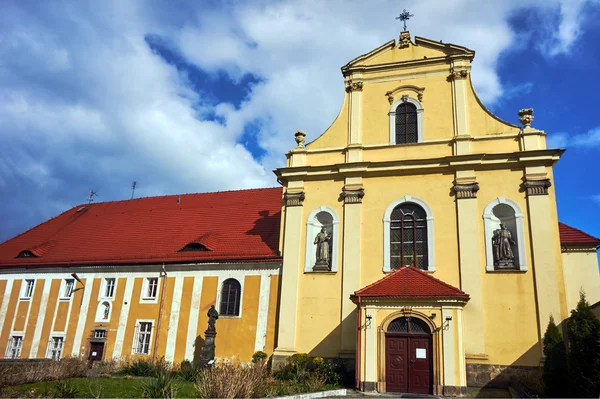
<box><xmin>547</xmin><ymin>127</ymin><xmax>600</xmax><ymax>148</ymax></box>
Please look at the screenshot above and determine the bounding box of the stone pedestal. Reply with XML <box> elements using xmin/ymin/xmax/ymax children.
<box><xmin>198</xmin><ymin>329</ymin><xmax>216</xmax><ymax>368</ymax></box>
<box><xmin>312</xmin><ymin>260</ymin><xmax>330</xmax><ymax>272</ymax></box>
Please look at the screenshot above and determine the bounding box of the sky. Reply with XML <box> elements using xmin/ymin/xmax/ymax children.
<box><xmin>1</xmin><ymin>0</ymin><xmax>599</xmax><ymax>244</ymax></box>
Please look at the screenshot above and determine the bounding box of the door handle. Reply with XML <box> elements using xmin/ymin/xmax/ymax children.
<box><xmin>410</xmin><ymin>359</ymin><xmax>415</xmax><ymax>363</ymax></box>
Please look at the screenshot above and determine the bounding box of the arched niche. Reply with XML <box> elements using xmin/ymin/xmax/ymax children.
<box><xmin>305</xmin><ymin>206</ymin><xmax>339</xmax><ymax>273</ymax></box>
<box><xmin>483</xmin><ymin>197</ymin><xmax>527</xmax><ymax>272</ymax></box>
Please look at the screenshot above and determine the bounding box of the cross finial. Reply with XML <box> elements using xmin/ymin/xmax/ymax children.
<box><xmin>396</xmin><ymin>9</ymin><xmax>414</xmax><ymax>31</ymax></box>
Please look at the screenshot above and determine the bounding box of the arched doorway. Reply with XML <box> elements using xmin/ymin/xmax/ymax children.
<box><xmin>385</xmin><ymin>317</ymin><xmax>433</xmax><ymax>394</ymax></box>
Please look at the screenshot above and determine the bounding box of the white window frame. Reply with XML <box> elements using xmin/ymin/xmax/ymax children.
<box><xmin>140</xmin><ymin>277</ymin><xmax>160</xmax><ymax>303</ymax></box>
<box><xmin>304</xmin><ymin>206</ymin><xmax>340</xmax><ymax>273</ymax></box>
<box><xmin>95</xmin><ymin>301</ymin><xmax>112</xmax><ymax>322</ymax></box>
<box><xmin>20</xmin><ymin>279</ymin><xmax>35</xmax><ymax>300</ymax></box>
<box><xmin>5</xmin><ymin>334</ymin><xmax>24</xmax><ymax>359</ymax></box>
<box><xmin>47</xmin><ymin>335</ymin><xmax>65</xmax><ymax>360</ymax></box>
<box><xmin>383</xmin><ymin>195</ymin><xmax>435</xmax><ymax>272</ymax></box>
<box><xmin>93</xmin><ymin>329</ymin><xmax>107</xmax><ymax>339</ymax></box>
<box><xmin>59</xmin><ymin>278</ymin><xmax>75</xmax><ymax>300</ymax></box>
<box><xmin>483</xmin><ymin>197</ymin><xmax>527</xmax><ymax>272</ymax></box>
<box><xmin>389</xmin><ymin>97</ymin><xmax>424</xmax><ymax>144</ymax></box>
<box><xmin>216</xmin><ymin>275</ymin><xmax>245</xmax><ymax>319</ymax></box>
<box><xmin>133</xmin><ymin>320</ymin><xmax>154</xmax><ymax>355</ymax></box>
<box><xmin>100</xmin><ymin>278</ymin><xmax>116</xmax><ymax>300</ymax></box>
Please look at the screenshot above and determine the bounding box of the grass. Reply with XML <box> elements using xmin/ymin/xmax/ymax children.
<box><xmin>3</xmin><ymin>377</ymin><xmax>197</xmax><ymax>398</ymax></box>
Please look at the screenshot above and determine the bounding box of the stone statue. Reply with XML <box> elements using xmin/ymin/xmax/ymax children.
<box><xmin>493</xmin><ymin>223</ymin><xmax>515</xmax><ymax>268</ymax></box>
<box><xmin>313</xmin><ymin>226</ymin><xmax>331</xmax><ymax>271</ymax></box>
<box><xmin>207</xmin><ymin>305</ymin><xmax>219</xmax><ymax>332</ymax></box>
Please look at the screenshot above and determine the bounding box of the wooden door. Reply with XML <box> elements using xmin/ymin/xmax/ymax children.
<box><xmin>385</xmin><ymin>336</ymin><xmax>408</xmax><ymax>392</ymax></box>
<box><xmin>88</xmin><ymin>342</ymin><xmax>104</xmax><ymax>362</ymax></box>
<box><xmin>386</xmin><ymin>335</ymin><xmax>432</xmax><ymax>394</ymax></box>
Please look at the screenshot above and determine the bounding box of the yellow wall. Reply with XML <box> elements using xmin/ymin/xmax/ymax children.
<box><xmin>562</xmin><ymin>250</ymin><xmax>600</xmax><ymax>312</ymax></box>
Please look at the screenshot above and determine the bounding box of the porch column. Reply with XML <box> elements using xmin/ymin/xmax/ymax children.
<box><xmin>362</xmin><ymin>306</ymin><xmax>377</xmax><ymax>391</ymax></box>
<box><xmin>273</xmin><ymin>187</ymin><xmax>305</xmax><ymax>362</ymax></box>
<box><xmin>453</xmin><ymin>173</ymin><xmax>486</xmax><ymax>358</ymax></box>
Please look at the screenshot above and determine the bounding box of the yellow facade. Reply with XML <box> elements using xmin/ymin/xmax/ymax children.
<box><xmin>0</xmin><ymin>265</ymin><xmax>280</xmax><ymax>364</ymax></box>
<box><xmin>273</xmin><ymin>31</ymin><xmax>599</xmax><ymax>395</ymax></box>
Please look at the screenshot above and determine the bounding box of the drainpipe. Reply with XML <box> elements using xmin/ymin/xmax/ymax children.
<box><xmin>152</xmin><ymin>263</ymin><xmax>168</xmax><ymax>362</ymax></box>
<box><xmin>355</xmin><ymin>296</ymin><xmax>362</xmax><ymax>390</ymax></box>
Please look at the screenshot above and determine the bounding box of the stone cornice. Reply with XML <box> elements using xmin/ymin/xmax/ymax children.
<box><xmin>274</xmin><ymin>149</ymin><xmax>564</xmax><ymax>182</ymax></box>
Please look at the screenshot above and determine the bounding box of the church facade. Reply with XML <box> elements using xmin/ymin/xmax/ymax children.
<box><xmin>0</xmin><ymin>31</ymin><xmax>599</xmax><ymax>396</ymax></box>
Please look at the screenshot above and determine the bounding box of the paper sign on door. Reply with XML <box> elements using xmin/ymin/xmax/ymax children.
<box><xmin>416</xmin><ymin>348</ymin><xmax>426</xmax><ymax>359</ymax></box>
<box><xmin>92</xmin><ymin>352</ymin><xmax>97</xmax><ymax>356</ymax></box>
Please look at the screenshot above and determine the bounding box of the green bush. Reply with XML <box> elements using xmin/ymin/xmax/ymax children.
<box><xmin>273</xmin><ymin>354</ymin><xmax>344</xmax><ymax>387</ymax></box>
<box><xmin>542</xmin><ymin>315</ymin><xmax>568</xmax><ymax>397</ymax></box>
<box><xmin>140</xmin><ymin>373</ymin><xmax>178</xmax><ymax>399</ymax></box>
<box><xmin>51</xmin><ymin>381</ymin><xmax>79</xmax><ymax>398</ymax></box>
<box><xmin>252</xmin><ymin>351</ymin><xmax>268</xmax><ymax>364</ymax></box>
<box><xmin>176</xmin><ymin>360</ymin><xmax>200</xmax><ymax>382</ymax></box>
<box><xmin>121</xmin><ymin>359</ymin><xmax>156</xmax><ymax>376</ymax></box>
<box><xmin>567</xmin><ymin>291</ymin><xmax>600</xmax><ymax>398</ymax></box>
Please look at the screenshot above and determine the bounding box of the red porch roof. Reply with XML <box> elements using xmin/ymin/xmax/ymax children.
<box><xmin>0</xmin><ymin>187</ymin><xmax>283</xmax><ymax>267</ymax></box>
<box><xmin>354</xmin><ymin>266</ymin><xmax>469</xmax><ymax>300</ymax></box>
<box><xmin>559</xmin><ymin>222</ymin><xmax>600</xmax><ymax>247</ymax></box>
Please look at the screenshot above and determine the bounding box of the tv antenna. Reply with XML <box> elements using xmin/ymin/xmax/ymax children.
<box><xmin>88</xmin><ymin>190</ymin><xmax>98</xmax><ymax>204</ymax></box>
<box><xmin>131</xmin><ymin>181</ymin><xmax>137</xmax><ymax>199</ymax></box>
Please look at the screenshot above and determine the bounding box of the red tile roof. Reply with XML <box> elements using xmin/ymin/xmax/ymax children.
<box><xmin>559</xmin><ymin>222</ymin><xmax>600</xmax><ymax>247</ymax></box>
<box><xmin>354</xmin><ymin>266</ymin><xmax>469</xmax><ymax>300</ymax></box>
<box><xmin>0</xmin><ymin>188</ymin><xmax>283</xmax><ymax>268</ymax></box>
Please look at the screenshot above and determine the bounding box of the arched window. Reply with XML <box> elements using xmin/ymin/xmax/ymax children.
<box><xmin>390</xmin><ymin>203</ymin><xmax>428</xmax><ymax>270</ymax></box>
<box><xmin>387</xmin><ymin>317</ymin><xmax>431</xmax><ymax>335</ymax></box>
<box><xmin>389</xmin><ymin>97</ymin><xmax>424</xmax><ymax>144</ymax></box>
<box><xmin>219</xmin><ymin>279</ymin><xmax>241</xmax><ymax>316</ymax></box>
<box><xmin>483</xmin><ymin>198</ymin><xmax>527</xmax><ymax>272</ymax></box>
<box><xmin>383</xmin><ymin>196</ymin><xmax>435</xmax><ymax>272</ymax></box>
<box><xmin>395</xmin><ymin>103</ymin><xmax>418</xmax><ymax>144</ymax></box>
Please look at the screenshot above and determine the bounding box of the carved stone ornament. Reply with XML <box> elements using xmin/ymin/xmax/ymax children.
<box><xmin>523</xmin><ymin>178</ymin><xmax>551</xmax><ymax>196</ymax></box>
<box><xmin>448</xmin><ymin>68</ymin><xmax>468</xmax><ymax>81</ymax></box>
<box><xmin>345</xmin><ymin>80</ymin><xmax>363</xmax><ymax>92</ymax></box>
<box><xmin>341</xmin><ymin>187</ymin><xmax>365</xmax><ymax>204</ymax></box>
<box><xmin>399</xmin><ymin>31</ymin><xmax>411</xmax><ymax>49</ymax></box>
<box><xmin>492</xmin><ymin>224</ymin><xmax>516</xmax><ymax>269</ymax></box>
<box><xmin>518</xmin><ymin>108</ymin><xmax>534</xmax><ymax>129</ymax></box>
<box><xmin>294</xmin><ymin>130</ymin><xmax>306</xmax><ymax>148</ymax></box>
<box><xmin>452</xmin><ymin>182</ymin><xmax>480</xmax><ymax>199</ymax></box>
<box><xmin>283</xmin><ymin>191</ymin><xmax>305</xmax><ymax>206</ymax></box>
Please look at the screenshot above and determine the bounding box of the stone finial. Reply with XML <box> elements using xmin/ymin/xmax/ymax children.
<box><xmin>294</xmin><ymin>130</ymin><xmax>306</xmax><ymax>148</ymax></box>
<box><xmin>518</xmin><ymin>108</ymin><xmax>534</xmax><ymax>129</ymax></box>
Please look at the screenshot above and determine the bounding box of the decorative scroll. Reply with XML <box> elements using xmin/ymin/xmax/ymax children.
<box><xmin>523</xmin><ymin>178</ymin><xmax>551</xmax><ymax>196</ymax></box>
<box><xmin>452</xmin><ymin>182</ymin><xmax>479</xmax><ymax>199</ymax></box>
<box><xmin>283</xmin><ymin>191</ymin><xmax>305</xmax><ymax>206</ymax></box>
<box><xmin>341</xmin><ymin>187</ymin><xmax>365</xmax><ymax>204</ymax></box>
<box><xmin>345</xmin><ymin>81</ymin><xmax>363</xmax><ymax>92</ymax></box>
<box><xmin>447</xmin><ymin>68</ymin><xmax>468</xmax><ymax>81</ymax></box>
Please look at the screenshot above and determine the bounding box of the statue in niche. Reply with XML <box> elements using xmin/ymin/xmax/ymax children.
<box><xmin>102</xmin><ymin>303</ymin><xmax>110</xmax><ymax>320</ymax></box>
<box><xmin>493</xmin><ymin>223</ymin><xmax>515</xmax><ymax>268</ymax></box>
<box><xmin>313</xmin><ymin>226</ymin><xmax>331</xmax><ymax>271</ymax></box>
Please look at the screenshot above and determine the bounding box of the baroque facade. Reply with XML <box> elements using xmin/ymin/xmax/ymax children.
<box><xmin>0</xmin><ymin>31</ymin><xmax>599</xmax><ymax>396</ymax></box>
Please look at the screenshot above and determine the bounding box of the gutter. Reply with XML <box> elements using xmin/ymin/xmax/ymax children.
<box><xmin>355</xmin><ymin>296</ymin><xmax>362</xmax><ymax>390</ymax></box>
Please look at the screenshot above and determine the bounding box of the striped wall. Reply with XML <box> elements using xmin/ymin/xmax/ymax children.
<box><xmin>0</xmin><ymin>263</ymin><xmax>281</xmax><ymax>363</ymax></box>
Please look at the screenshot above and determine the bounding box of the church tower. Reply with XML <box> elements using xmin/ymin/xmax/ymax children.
<box><xmin>274</xmin><ymin>26</ymin><xmax>568</xmax><ymax>395</ymax></box>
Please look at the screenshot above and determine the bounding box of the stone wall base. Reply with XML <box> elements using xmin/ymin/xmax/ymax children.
<box><xmin>442</xmin><ymin>385</ymin><xmax>468</xmax><ymax>397</ymax></box>
<box><xmin>466</xmin><ymin>363</ymin><xmax>541</xmax><ymax>388</ymax></box>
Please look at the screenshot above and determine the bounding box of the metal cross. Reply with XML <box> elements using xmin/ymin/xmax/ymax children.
<box><xmin>396</xmin><ymin>9</ymin><xmax>414</xmax><ymax>31</ymax></box>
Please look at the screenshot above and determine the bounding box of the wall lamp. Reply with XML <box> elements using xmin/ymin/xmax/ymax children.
<box><xmin>71</xmin><ymin>273</ymin><xmax>84</xmax><ymax>286</ymax></box>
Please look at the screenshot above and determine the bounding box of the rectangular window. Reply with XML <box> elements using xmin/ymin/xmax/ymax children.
<box><xmin>47</xmin><ymin>337</ymin><xmax>64</xmax><ymax>360</ymax></box>
<box><xmin>63</xmin><ymin>279</ymin><xmax>74</xmax><ymax>298</ymax></box>
<box><xmin>104</xmin><ymin>278</ymin><xmax>115</xmax><ymax>298</ymax></box>
<box><xmin>94</xmin><ymin>330</ymin><xmax>106</xmax><ymax>339</ymax></box>
<box><xmin>145</xmin><ymin>278</ymin><xmax>158</xmax><ymax>299</ymax></box>
<box><xmin>135</xmin><ymin>322</ymin><xmax>152</xmax><ymax>354</ymax></box>
<box><xmin>5</xmin><ymin>336</ymin><xmax>23</xmax><ymax>359</ymax></box>
<box><xmin>22</xmin><ymin>279</ymin><xmax>34</xmax><ymax>299</ymax></box>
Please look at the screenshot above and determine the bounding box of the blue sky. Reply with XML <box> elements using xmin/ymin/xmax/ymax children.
<box><xmin>0</xmin><ymin>0</ymin><xmax>599</xmax><ymax>244</ymax></box>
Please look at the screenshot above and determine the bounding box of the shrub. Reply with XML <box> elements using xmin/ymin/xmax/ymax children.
<box><xmin>0</xmin><ymin>357</ymin><xmax>88</xmax><ymax>388</ymax></box>
<box><xmin>542</xmin><ymin>315</ymin><xmax>568</xmax><ymax>397</ymax></box>
<box><xmin>52</xmin><ymin>381</ymin><xmax>79</xmax><ymax>398</ymax></box>
<box><xmin>567</xmin><ymin>291</ymin><xmax>600</xmax><ymax>398</ymax></box>
<box><xmin>120</xmin><ymin>358</ymin><xmax>170</xmax><ymax>377</ymax></box>
<box><xmin>194</xmin><ymin>359</ymin><xmax>270</xmax><ymax>398</ymax></box>
<box><xmin>141</xmin><ymin>372</ymin><xmax>178</xmax><ymax>399</ymax></box>
<box><xmin>252</xmin><ymin>351</ymin><xmax>268</xmax><ymax>364</ymax></box>
<box><xmin>176</xmin><ymin>360</ymin><xmax>200</xmax><ymax>382</ymax></box>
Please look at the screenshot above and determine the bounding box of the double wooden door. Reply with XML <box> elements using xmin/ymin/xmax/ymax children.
<box><xmin>385</xmin><ymin>335</ymin><xmax>432</xmax><ymax>394</ymax></box>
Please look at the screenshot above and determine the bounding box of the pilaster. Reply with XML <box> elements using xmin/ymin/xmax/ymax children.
<box><xmin>449</xmin><ymin>61</ymin><xmax>471</xmax><ymax>152</ymax></box>
<box><xmin>523</xmin><ymin>170</ymin><xmax>563</xmax><ymax>347</ymax></box>
<box><xmin>273</xmin><ymin>186</ymin><xmax>305</xmax><ymax>363</ymax></box>
<box><xmin>346</xmin><ymin>77</ymin><xmax>363</xmax><ymax>147</ymax></box>
<box><xmin>453</xmin><ymin>171</ymin><xmax>486</xmax><ymax>357</ymax></box>
<box><xmin>339</xmin><ymin>179</ymin><xmax>363</xmax><ymax>357</ymax></box>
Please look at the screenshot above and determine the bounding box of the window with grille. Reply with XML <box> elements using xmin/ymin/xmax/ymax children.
<box><xmin>22</xmin><ymin>279</ymin><xmax>35</xmax><ymax>299</ymax></box>
<box><xmin>47</xmin><ymin>337</ymin><xmax>64</xmax><ymax>360</ymax></box>
<box><xmin>395</xmin><ymin>102</ymin><xmax>418</xmax><ymax>144</ymax></box>
<box><xmin>94</xmin><ymin>330</ymin><xmax>106</xmax><ymax>339</ymax></box>
<box><xmin>63</xmin><ymin>279</ymin><xmax>74</xmax><ymax>298</ymax></box>
<box><xmin>104</xmin><ymin>278</ymin><xmax>115</xmax><ymax>298</ymax></box>
<box><xmin>134</xmin><ymin>322</ymin><xmax>152</xmax><ymax>354</ymax></box>
<box><xmin>5</xmin><ymin>336</ymin><xmax>23</xmax><ymax>359</ymax></box>
<box><xmin>390</xmin><ymin>203</ymin><xmax>428</xmax><ymax>270</ymax></box>
<box><xmin>145</xmin><ymin>278</ymin><xmax>158</xmax><ymax>299</ymax></box>
<box><xmin>387</xmin><ymin>317</ymin><xmax>430</xmax><ymax>335</ymax></box>
<box><xmin>219</xmin><ymin>279</ymin><xmax>241</xmax><ymax>316</ymax></box>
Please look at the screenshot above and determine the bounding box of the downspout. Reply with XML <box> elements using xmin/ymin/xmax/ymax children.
<box><xmin>152</xmin><ymin>263</ymin><xmax>168</xmax><ymax>362</ymax></box>
<box><xmin>355</xmin><ymin>296</ymin><xmax>362</xmax><ymax>390</ymax></box>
